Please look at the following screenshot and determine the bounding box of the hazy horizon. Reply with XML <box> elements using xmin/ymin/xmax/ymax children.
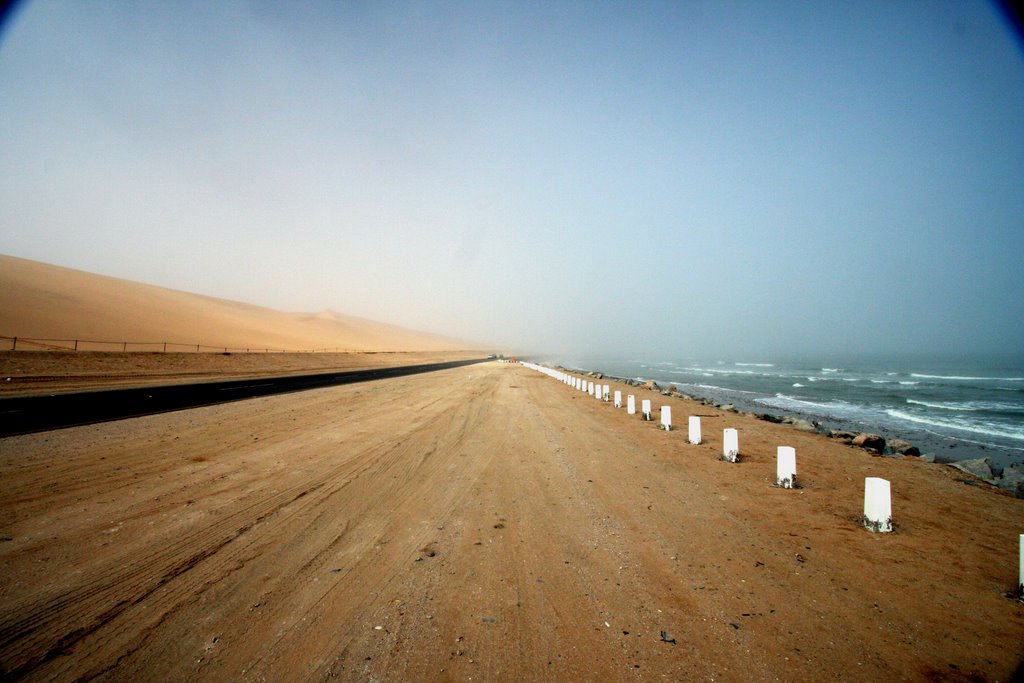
<box><xmin>2</xmin><ymin>1</ymin><xmax>1022</xmax><ymax>360</ymax></box>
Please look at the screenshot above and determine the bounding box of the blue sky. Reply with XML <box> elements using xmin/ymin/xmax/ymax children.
<box><xmin>1</xmin><ymin>1</ymin><xmax>1022</xmax><ymax>359</ymax></box>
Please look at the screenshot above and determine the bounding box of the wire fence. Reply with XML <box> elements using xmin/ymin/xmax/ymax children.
<box><xmin>0</xmin><ymin>335</ymin><xmax>352</xmax><ymax>354</ymax></box>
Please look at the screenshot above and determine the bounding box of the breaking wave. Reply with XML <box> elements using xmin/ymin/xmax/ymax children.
<box><xmin>887</xmin><ymin>409</ymin><xmax>1024</xmax><ymax>441</ymax></box>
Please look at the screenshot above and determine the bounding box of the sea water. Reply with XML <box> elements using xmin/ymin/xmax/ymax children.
<box><xmin>545</xmin><ymin>354</ymin><xmax>1024</xmax><ymax>469</ymax></box>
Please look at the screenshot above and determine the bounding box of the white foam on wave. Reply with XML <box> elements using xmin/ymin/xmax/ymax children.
<box><xmin>792</xmin><ymin>383</ymin><xmax>805</xmax><ymax>388</ymax></box>
<box><xmin>821</xmin><ymin>368</ymin><xmax>841</xmax><ymax>373</ymax></box>
<box><xmin>906</xmin><ymin>399</ymin><xmax>1024</xmax><ymax>413</ymax></box>
<box><xmin>907</xmin><ymin>399</ymin><xmax>966</xmax><ymax>411</ymax></box>
<box><xmin>910</xmin><ymin>373</ymin><xmax>1024</xmax><ymax>382</ymax></box>
<box><xmin>688</xmin><ymin>367</ymin><xmax>764</xmax><ymax>376</ymax></box>
<box><xmin>756</xmin><ymin>393</ymin><xmax>862</xmax><ymax>415</ymax></box>
<box><xmin>735</xmin><ymin>362</ymin><xmax>774</xmax><ymax>367</ymax></box>
<box><xmin>899</xmin><ymin>381</ymin><xmax>919</xmax><ymax>385</ymax></box>
<box><xmin>887</xmin><ymin>409</ymin><xmax>1024</xmax><ymax>441</ymax></box>
<box><xmin>689</xmin><ymin>383</ymin><xmax>759</xmax><ymax>395</ymax></box>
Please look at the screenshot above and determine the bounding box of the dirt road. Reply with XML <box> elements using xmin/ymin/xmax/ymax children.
<box><xmin>0</xmin><ymin>361</ymin><xmax>1021</xmax><ymax>681</ymax></box>
<box><xmin>0</xmin><ymin>351</ymin><xmax>484</xmax><ymax>396</ymax></box>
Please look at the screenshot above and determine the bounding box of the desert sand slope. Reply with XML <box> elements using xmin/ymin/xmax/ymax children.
<box><xmin>0</xmin><ymin>254</ymin><xmax>472</xmax><ymax>352</ymax></box>
<box><xmin>0</xmin><ymin>362</ymin><xmax>1021</xmax><ymax>681</ymax></box>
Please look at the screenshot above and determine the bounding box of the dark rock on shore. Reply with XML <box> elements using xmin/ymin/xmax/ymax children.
<box><xmin>830</xmin><ymin>430</ymin><xmax>856</xmax><ymax>444</ymax></box>
<box><xmin>946</xmin><ymin>458</ymin><xmax>1024</xmax><ymax>498</ymax></box>
<box><xmin>852</xmin><ymin>433</ymin><xmax>886</xmax><ymax>453</ymax></box>
<box><xmin>950</xmin><ymin>457</ymin><xmax>995</xmax><ymax>482</ymax></box>
<box><xmin>782</xmin><ymin>417</ymin><xmax>818</xmax><ymax>433</ymax></box>
<box><xmin>888</xmin><ymin>439</ymin><xmax>920</xmax><ymax>457</ymax></box>
<box><xmin>755</xmin><ymin>413</ymin><xmax>784</xmax><ymax>424</ymax></box>
<box><xmin>999</xmin><ymin>464</ymin><xmax>1024</xmax><ymax>498</ymax></box>
<box><xmin>644</xmin><ymin>380</ymin><xmax>660</xmax><ymax>391</ymax></box>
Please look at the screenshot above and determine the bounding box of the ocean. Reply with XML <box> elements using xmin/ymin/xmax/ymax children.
<box><xmin>539</xmin><ymin>354</ymin><xmax>1024</xmax><ymax>469</ymax></box>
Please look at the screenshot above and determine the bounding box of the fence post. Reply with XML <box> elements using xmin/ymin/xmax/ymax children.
<box><xmin>11</xmin><ymin>337</ymin><xmax>15</xmax><ymax>351</ymax></box>
<box><xmin>74</xmin><ymin>339</ymin><xmax>78</xmax><ymax>351</ymax></box>
<box><xmin>863</xmin><ymin>478</ymin><xmax>893</xmax><ymax>533</ymax></box>
<box><xmin>122</xmin><ymin>342</ymin><xmax>127</xmax><ymax>351</ymax></box>
<box><xmin>776</xmin><ymin>446</ymin><xmax>796</xmax><ymax>488</ymax></box>
<box><xmin>723</xmin><ymin>428</ymin><xmax>739</xmax><ymax>462</ymax></box>
<box><xmin>688</xmin><ymin>416</ymin><xmax>701</xmax><ymax>444</ymax></box>
<box><xmin>163</xmin><ymin>342</ymin><xmax>167</xmax><ymax>353</ymax></box>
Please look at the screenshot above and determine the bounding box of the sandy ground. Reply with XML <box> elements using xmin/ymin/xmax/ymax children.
<box><xmin>0</xmin><ymin>361</ymin><xmax>1022</xmax><ymax>682</ymax></box>
<box><xmin>0</xmin><ymin>351</ymin><xmax>485</xmax><ymax>396</ymax></box>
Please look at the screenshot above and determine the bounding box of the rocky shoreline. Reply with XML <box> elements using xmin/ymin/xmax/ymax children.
<box><xmin>560</xmin><ymin>367</ymin><xmax>1024</xmax><ymax>499</ymax></box>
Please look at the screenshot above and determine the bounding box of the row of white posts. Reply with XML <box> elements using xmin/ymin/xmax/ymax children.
<box><xmin>520</xmin><ymin>361</ymin><xmax>1024</xmax><ymax>594</ymax></box>
<box><xmin>520</xmin><ymin>362</ymin><xmax>895</xmax><ymax>535</ymax></box>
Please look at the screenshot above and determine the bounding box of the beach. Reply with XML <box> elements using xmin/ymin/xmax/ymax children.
<box><xmin>547</xmin><ymin>358</ymin><xmax>1024</xmax><ymax>471</ymax></box>
<box><xmin>1</xmin><ymin>360</ymin><xmax>1021</xmax><ymax>681</ymax></box>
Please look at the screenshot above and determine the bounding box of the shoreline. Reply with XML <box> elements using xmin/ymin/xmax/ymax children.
<box><xmin>546</xmin><ymin>363</ymin><xmax>1024</xmax><ymax>497</ymax></box>
<box><xmin>532</xmin><ymin>356</ymin><xmax>1024</xmax><ymax>472</ymax></box>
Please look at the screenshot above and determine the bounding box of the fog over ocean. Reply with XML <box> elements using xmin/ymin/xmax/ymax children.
<box><xmin>541</xmin><ymin>354</ymin><xmax>1024</xmax><ymax>469</ymax></box>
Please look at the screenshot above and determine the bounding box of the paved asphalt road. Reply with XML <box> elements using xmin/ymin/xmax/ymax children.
<box><xmin>0</xmin><ymin>357</ymin><xmax>489</xmax><ymax>437</ymax></box>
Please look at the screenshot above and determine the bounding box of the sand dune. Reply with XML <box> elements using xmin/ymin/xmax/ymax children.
<box><xmin>0</xmin><ymin>254</ymin><xmax>475</xmax><ymax>352</ymax></box>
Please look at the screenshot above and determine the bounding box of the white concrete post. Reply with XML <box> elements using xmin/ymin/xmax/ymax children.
<box><xmin>577</xmin><ymin>378</ymin><xmax>583</xmax><ymax>391</ymax></box>
<box><xmin>627</xmin><ymin>395</ymin><xmax>636</xmax><ymax>415</ymax></box>
<box><xmin>864</xmin><ymin>477</ymin><xmax>892</xmax><ymax>533</ymax></box>
<box><xmin>776</xmin><ymin>446</ymin><xmax>796</xmax><ymax>488</ymax></box>
<box><xmin>603</xmin><ymin>384</ymin><xmax>610</xmax><ymax>401</ymax></box>
<box><xmin>641</xmin><ymin>399</ymin><xmax>652</xmax><ymax>421</ymax></box>
<box><xmin>1018</xmin><ymin>534</ymin><xmax>1023</xmax><ymax>600</ymax></box>
<box><xmin>614</xmin><ymin>390</ymin><xmax>622</xmax><ymax>408</ymax></box>
<box><xmin>660</xmin><ymin>406</ymin><xmax>672</xmax><ymax>430</ymax></box>
<box><xmin>595</xmin><ymin>383</ymin><xmax>603</xmax><ymax>400</ymax></box>
<box><xmin>723</xmin><ymin>428</ymin><xmax>739</xmax><ymax>462</ymax></box>
<box><xmin>588</xmin><ymin>381</ymin><xmax>594</xmax><ymax>396</ymax></box>
<box><xmin>688</xmin><ymin>416</ymin><xmax>701</xmax><ymax>444</ymax></box>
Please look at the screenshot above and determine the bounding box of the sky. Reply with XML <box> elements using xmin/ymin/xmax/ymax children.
<box><xmin>1</xmin><ymin>1</ymin><xmax>1022</xmax><ymax>360</ymax></box>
